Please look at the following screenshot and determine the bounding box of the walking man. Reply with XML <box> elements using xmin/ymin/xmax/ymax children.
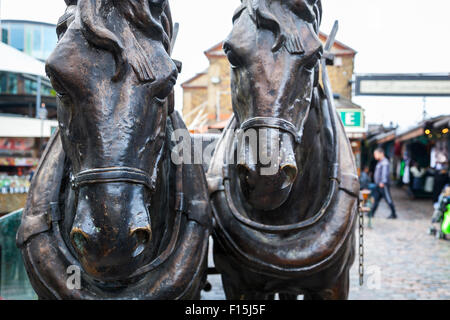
<box><xmin>370</xmin><ymin>148</ymin><xmax>397</xmax><ymax>219</ymax></box>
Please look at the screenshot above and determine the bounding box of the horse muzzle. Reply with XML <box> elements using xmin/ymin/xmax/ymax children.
<box><xmin>236</xmin><ymin>129</ymin><xmax>298</xmax><ymax>211</ymax></box>
<box><xmin>70</xmin><ymin>182</ymin><xmax>153</xmax><ymax>281</ymax></box>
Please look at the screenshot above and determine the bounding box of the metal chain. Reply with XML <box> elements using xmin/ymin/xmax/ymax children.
<box><xmin>358</xmin><ymin>203</ymin><xmax>364</xmax><ymax>286</ymax></box>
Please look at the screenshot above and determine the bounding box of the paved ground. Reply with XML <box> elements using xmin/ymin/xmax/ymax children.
<box><xmin>201</xmin><ymin>187</ymin><xmax>450</xmax><ymax>300</ymax></box>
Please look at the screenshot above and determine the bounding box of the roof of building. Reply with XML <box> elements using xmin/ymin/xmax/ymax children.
<box><xmin>0</xmin><ymin>114</ymin><xmax>58</xmax><ymax>138</ymax></box>
<box><xmin>394</xmin><ymin>114</ymin><xmax>450</xmax><ymax>143</ymax></box>
<box><xmin>180</xmin><ymin>70</ymin><xmax>208</xmax><ymax>89</ymax></box>
<box><xmin>1</xmin><ymin>19</ymin><xmax>56</xmax><ymax>27</ymax></box>
<box><xmin>334</xmin><ymin>95</ymin><xmax>363</xmax><ymax>110</ymax></box>
<box><xmin>0</xmin><ymin>42</ymin><xmax>47</xmax><ymax>78</ymax></box>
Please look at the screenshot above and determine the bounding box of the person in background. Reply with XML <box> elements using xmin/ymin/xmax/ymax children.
<box><xmin>369</xmin><ymin>148</ymin><xmax>397</xmax><ymax>219</ymax></box>
<box><xmin>410</xmin><ymin>161</ymin><xmax>426</xmax><ymax>192</ymax></box>
<box><xmin>432</xmin><ymin>152</ymin><xmax>449</xmax><ymax>203</ymax></box>
<box><xmin>29</xmin><ymin>164</ymin><xmax>38</xmax><ymax>183</ymax></box>
<box><xmin>359</xmin><ymin>166</ymin><xmax>371</xmax><ymax>190</ymax></box>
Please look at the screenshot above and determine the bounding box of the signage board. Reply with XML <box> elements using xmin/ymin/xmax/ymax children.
<box><xmin>355</xmin><ymin>74</ymin><xmax>450</xmax><ymax>97</ymax></box>
<box><xmin>339</xmin><ymin>109</ymin><xmax>364</xmax><ymax>130</ymax></box>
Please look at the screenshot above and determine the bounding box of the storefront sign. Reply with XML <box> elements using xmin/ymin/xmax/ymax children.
<box><xmin>0</xmin><ymin>157</ymin><xmax>38</xmax><ymax>167</ymax></box>
<box><xmin>0</xmin><ymin>138</ymin><xmax>34</xmax><ymax>151</ymax></box>
<box><xmin>355</xmin><ymin>74</ymin><xmax>450</xmax><ymax>97</ymax></box>
<box><xmin>339</xmin><ymin>109</ymin><xmax>364</xmax><ymax>129</ymax></box>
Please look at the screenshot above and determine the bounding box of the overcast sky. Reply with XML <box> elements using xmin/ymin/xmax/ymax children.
<box><xmin>1</xmin><ymin>0</ymin><xmax>449</xmax><ymax>130</ymax></box>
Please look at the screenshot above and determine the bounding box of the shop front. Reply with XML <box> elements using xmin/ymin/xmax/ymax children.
<box><xmin>0</xmin><ymin>137</ymin><xmax>38</xmax><ymax>215</ymax></box>
<box><xmin>395</xmin><ymin>115</ymin><xmax>450</xmax><ymax>199</ymax></box>
<box><xmin>336</xmin><ymin>97</ymin><xmax>367</xmax><ymax>175</ymax></box>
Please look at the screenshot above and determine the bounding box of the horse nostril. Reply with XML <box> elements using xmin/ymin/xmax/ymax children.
<box><xmin>130</xmin><ymin>227</ymin><xmax>152</xmax><ymax>258</ymax></box>
<box><xmin>70</xmin><ymin>228</ymin><xmax>89</xmax><ymax>255</ymax></box>
<box><xmin>281</xmin><ymin>165</ymin><xmax>298</xmax><ymax>188</ymax></box>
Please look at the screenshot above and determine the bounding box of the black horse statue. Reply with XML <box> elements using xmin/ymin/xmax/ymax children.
<box><xmin>16</xmin><ymin>0</ymin><xmax>211</xmax><ymax>299</ymax></box>
<box><xmin>207</xmin><ymin>0</ymin><xmax>360</xmax><ymax>300</ymax></box>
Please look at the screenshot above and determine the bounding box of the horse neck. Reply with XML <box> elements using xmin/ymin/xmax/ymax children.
<box><xmin>290</xmin><ymin>91</ymin><xmax>332</xmax><ymax>220</ymax></box>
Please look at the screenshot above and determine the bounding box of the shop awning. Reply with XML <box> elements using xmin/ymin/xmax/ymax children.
<box><xmin>396</xmin><ymin>127</ymin><xmax>424</xmax><ymax>143</ymax></box>
<box><xmin>0</xmin><ymin>42</ymin><xmax>47</xmax><ymax>78</ymax></box>
<box><xmin>0</xmin><ymin>115</ymin><xmax>58</xmax><ymax>138</ymax></box>
<box><xmin>433</xmin><ymin>116</ymin><xmax>450</xmax><ymax>129</ymax></box>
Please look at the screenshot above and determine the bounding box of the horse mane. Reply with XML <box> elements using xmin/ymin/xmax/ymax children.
<box><xmin>241</xmin><ymin>0</ymin><xmax>322</xmax><ymax>53</ymax></box>
<box><xmin>77</xmin><ymin>0</ymin><xmax>173</xmax><ymax>82</ymax></box>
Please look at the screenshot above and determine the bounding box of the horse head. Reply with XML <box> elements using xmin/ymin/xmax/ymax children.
<box><xmin>224</xmin><ymin>0</ymin><xmax>323</xmax><ymax>211</ymax></box>
<box><xmin>45</xmin><ymin>0</ymin><xmax>178</xmax><ymax>282</ymax></box>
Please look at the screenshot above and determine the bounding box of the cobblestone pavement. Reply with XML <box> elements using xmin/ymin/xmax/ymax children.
<box><xmin>201</xmin><ymin>187</ymin><xmax>450</xmax><ymax>300</ymax></box>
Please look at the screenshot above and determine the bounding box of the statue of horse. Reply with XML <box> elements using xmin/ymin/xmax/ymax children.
<box><xmin>207</xmin><ymin>0</ymin><xmax>360</xmax><ymax>300</ymax></box>
<box><xmin>16</xmin><ymin>0</ymin><xmax>211</xmax><ymax>299</ymax></box>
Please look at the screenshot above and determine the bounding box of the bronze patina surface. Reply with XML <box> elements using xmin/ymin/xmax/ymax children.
<box><xmin>16</xmin><ymin>0</ymin><xmax>211</xmax><ymax>300</ymax></box>
<box><xmin>207</xmin><ymin>0</ymin><xmax>359</xmax><ymax>300</ymax></box>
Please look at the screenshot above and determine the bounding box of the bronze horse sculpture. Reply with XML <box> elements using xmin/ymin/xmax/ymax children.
<box><xmin>16</xmin><ymin>0</ymin><xmax>211</xmax><ymax>299</ymax></box>
<box><xmin>207</xmin><ymin>0</ymin><xmax>360</xmax><ymax>300</ymax></box>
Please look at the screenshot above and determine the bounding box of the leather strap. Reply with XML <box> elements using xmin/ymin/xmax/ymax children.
<box><xmin>71</xmin><ymin>167</ymin><xmax>155</xmax><ymax>191</ymax></box>
<box><xmin>17</xmin><ymin>202</ymin><xmax>62</xmax><ymax>248</ymax></box>
<box><xmin>240</xmin><ymin>117</ymin><xmax>302</xmax><ymax>144</ymax></box>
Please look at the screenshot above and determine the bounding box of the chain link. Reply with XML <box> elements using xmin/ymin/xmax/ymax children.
<box><xmin>358</xmin><ymin>203</ymin><xmax>364</xmax><ymax>286</ymax></box>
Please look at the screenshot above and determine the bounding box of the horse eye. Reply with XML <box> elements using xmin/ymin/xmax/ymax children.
<box><xmin>223</xmin><ymin>42</ymin><xmax>242</xmax><ymax>69</ymax></box>
<box><xmin>226</xmin><ymin>49</ymin><xmax>242</xmax><ymax>69</ymax></box>
<box><xmin>56</xmin><ymin>25</ymin><xmax>68</xmax><ymax>41</ymax></box>
<box><xmin>303</xmin><ymin>59</ymin><xmax>318</xmax><ymax>73</ymax></box>
<box><xmin>56</xmin><ymin>6</ymin><xmax>76</xmax><ymax>41</ymax></box>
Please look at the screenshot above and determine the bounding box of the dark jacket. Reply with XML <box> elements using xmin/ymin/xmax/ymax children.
<box><xmin>374</xmin><ymin>158</ymin><xmax>390</xmax><ymax>185</ymax></box>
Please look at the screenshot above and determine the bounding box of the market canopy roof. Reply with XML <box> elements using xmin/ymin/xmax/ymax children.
<box><xmin>0</xmin><ymin>115</ymin><xmax>58</xmax><ymax>138</ymax></box>
<box><xmin>0</xmin><ymin>42</ymin><xmax>47</xmax><ymax>78</ymax></box>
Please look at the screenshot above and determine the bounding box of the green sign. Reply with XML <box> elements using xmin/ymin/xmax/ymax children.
<box><xmin>339</xmin><ymin>109</ymin><xmax>363</xmax><ymax>128</ymax></box>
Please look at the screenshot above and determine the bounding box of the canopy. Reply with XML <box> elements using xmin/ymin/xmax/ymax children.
<box><xmin>0</xmin><ymin>42</ymin><xmax>47</xmax><ymax>78</ymax></box>
<box><xmin>0</xmin><ymin>115</ymin><xmax>58</xmax><ymax>138</ymax></box>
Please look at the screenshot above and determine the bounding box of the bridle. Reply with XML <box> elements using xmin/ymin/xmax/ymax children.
<box><xmin>239</xmin><ymin>116</ymin><xmax>306</xmax><ymax>145</ymax></box>
<box><xmin>70</xmin><ymin>166</ymin><xmax>156</xmax><ymax>192</ymax></box>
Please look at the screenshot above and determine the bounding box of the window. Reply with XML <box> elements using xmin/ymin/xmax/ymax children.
<box><xmin>10</xmin><ymin>24</ymin><xmax>25</xmax><ymax>52</ymax></box>
<box><xmin>32</xmin><ymin>26</ymin><xmax>43</xmax><ymax>60</ymax></box>
<box><xmin>1</xmin><ymin>23</ymin><xmax>56</xmax><ymax>60</ymax></box>
<box><xmin>0</xmin><ymin>73</ymin><xmax>7</xmax><ymax>94</ymax></box>
<box><xmin>42</xmin><ymin>27</ymin><xmax>57</xmax><ymax>59</ymax></box>
<box><xmin>22</xmin><ymin>75</ymin><xmax>55</xmax><ymax>97</ymax></box>
<box><xmin>24</xmin><ymin>26</ymin><xmax>33</xmax><ymax>56</ymax></box>
<box><xmin>1</xmin><ymin>27</ymin><xmax>8</xmax><ymax>44</ymax></box>
<box><xmin>24</xmin><ymin>78</ymin><xmax>37</xmax><ymax>95</ymax></box>
<box><xmin>8</xmin><ymin>73</ymin><xmax>18</xmax><ymax>94</ymax></box>
<box><xmin>0</xmin><ymin>72</ymin><xmax>18</xmax><ymax>95</ymax></box>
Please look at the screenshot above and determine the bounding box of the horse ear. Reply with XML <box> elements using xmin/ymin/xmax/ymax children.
<box><xmin>64</xmin><ymin>0</ymin><xmax>77</xmax><ymax>5</ymax></box>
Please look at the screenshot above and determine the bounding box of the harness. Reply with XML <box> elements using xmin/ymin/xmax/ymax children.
<box><xmin>71</xmin><ymin>167</ymin><xmax>156</xmax><ymax>191</ymax></box>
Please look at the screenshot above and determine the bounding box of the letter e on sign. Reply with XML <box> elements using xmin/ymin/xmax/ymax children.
<box><xmin>345</xmin><ymin>112</ymin><xmax>355</xmax><ymax>126</ymax></box>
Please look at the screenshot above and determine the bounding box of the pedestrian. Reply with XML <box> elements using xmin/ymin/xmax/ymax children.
<box><xmin>359</xmin><ymin>166</ymin><xmax>371</xmax><ymax>190</ymax></box>
<box><xmin>432</xmin><ymin>152</ymin><xmax>449</xmax><ymax>203</ymax></box>
<box><xmin>369</xmin><ymin>148</ymin><xmax>397</xmax><ymax>219</ymax></box>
